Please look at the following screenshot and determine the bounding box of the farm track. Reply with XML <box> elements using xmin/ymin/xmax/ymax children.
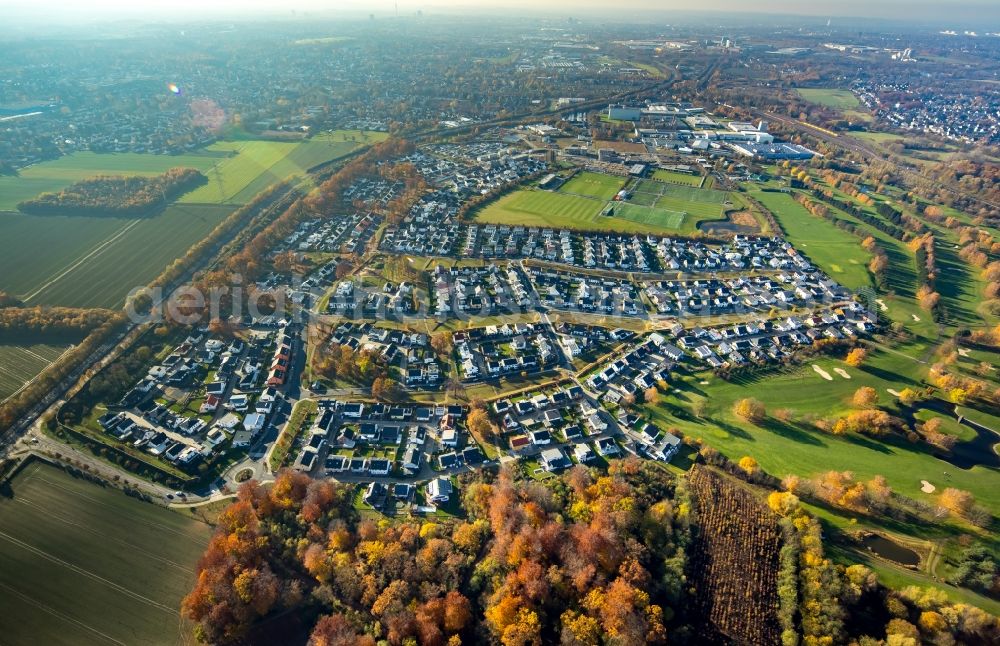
<box><xmin>21</xmin><ymin>219</ymin><xmax>143</xmax><ymax>303</ymax></box>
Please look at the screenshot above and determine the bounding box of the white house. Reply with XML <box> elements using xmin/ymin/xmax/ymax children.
<box><xmin>427</xmin><ymin>477</ymin><xmax>453</xmax><ymax>504</ymax></box>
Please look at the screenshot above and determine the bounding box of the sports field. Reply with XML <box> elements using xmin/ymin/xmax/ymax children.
<box><xmin>795</xmin><ymin>88</ymin><xmax>861</xmax><ymax>111</ymax></box>
<box><xmin>0</xmin><ymin>203</ymin><xmax>235</xmax><ymax>308</ymax></box>
<box><xmin>476</xmin><ymin>189</ymin><xmax>603</xmax><ymax>227</ymax></box>
<box><xmin>0</xmin><ymin>342</ymin><xmax>68</xmax><ymax>401</ymax></box>
<box><xmin>0</xmin><ymin>460</ymin><xmax>211</xmax><ymax>646</ymax></box>
<box><xmin>606</xmin><ymin>202</ymin><xmax>688</xmax><ymax>231</ymax></box>
<box><xmin>630</xmin><ymin>179</ymin><xmax>736</xmax><ymax>221</ymax></box>
<box><xmin>477</xmin><ymin>176</ymin><xmax>745</xmax><ymax>235</ymax></box>
<box><xmin>560</xmin><ymin>171</ymin><xmax>625</xmax><ymax>200</ymax></box>
<box><xmin>477</xmin><ymin>189</ymin><xmax>691</xmax><ymax>235</ymax></box>
<box><xmin>651</xmin><ymin>169</ymin><xmax>703</xmax><ymax>187</ymax></box>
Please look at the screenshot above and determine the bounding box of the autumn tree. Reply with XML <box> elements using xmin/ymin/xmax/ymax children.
<box><xmin>467</xmin><ymin>408</ymin><xmax>498</xmax><ymax>440</ymax></box>
<box><xmin>431</xmin><ymin>331</ymin><xmax>453</xmax><ymax>356</ymax></box>
<box><xmin>896</xmin><ymin>388</ymin><xmax>920</xmax><ymax>406</ymax></box>
<box><xmin>767</xmin><ymin>491</ymin><xmax>800</xmax><ymax>517</ymax></box>
<box><xmin>370</xmin><ymin>376</ymin><xmax>403</xmax><ymax>401</ymax></box>
<box><xmin>738</xmin><ymin>455</ymin><xmax>760</xmax><ymax>476</ymax></box>
<box><xmin>939</xmin><ymin>488</ymin><xmax>975</xmax><ymax>517</ymax></box>
<box><xmin>851</xmin><ymin>386</ymin><xmax>879</xmax><ymax>409</ymax></box>
<box><xmin>733</xmin><ymin>398</ymin><xmax>766</xmax><ymax>423</ymax></box>
<box><xmin>844</xmin><ymin>347</ymin><xmax>868</xmax><ymax>367</ymax></box>
<box><xmin>310</xmin><ymin>614</ymin><xmax>376</xmax><ymax>646</ymax></box>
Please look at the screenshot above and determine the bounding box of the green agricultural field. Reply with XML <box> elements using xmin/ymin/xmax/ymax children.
<box><xmin>0</xmin><ymin>460</ymin><xmax>211</xmax><ymax>646</ymax></box>
<box><xmin>749</xmin><ymin>189</ymin><xmax>873</xmax><ymax>290</ymax></box>
<box><xmin>179</xmin><ymin>140</ymin><xmax>299</xmax><ymax>204</ymax></box>
<box><xmin>0</xmin><ymin>342</ymin><xmax>68</xmax><ymax>401</ymax></box>
<box><xmin>560</xmin><ymin>171</ymin><xmax>626</xmax><ymax>200</ymax></box>
<box><xmin>796</xmin><ymin>88</ymin><xmax>861</xmax><ymax>111</ymax></box>
<box><xmin>0</xmin><ymin>151</ymin><xmax>223</xmax><ymax>211</ymax></box>
<box><xmin>1</xmin><ymin>131</ymin><xmax>379</xmax><ymax>212</ymax></box>
<box><xmin>0</xmin><ymin>204</ymin><xmax>234</xmax><ymax>308</ymax></box>
<box><xmin>651</xmin><ymin>169</ymin><xmax>703</xmax><ymax>187</ymax></box>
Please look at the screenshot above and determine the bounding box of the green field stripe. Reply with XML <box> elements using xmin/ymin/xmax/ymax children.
<box><xmin>12</xmin><ymin>497</ymin><xmax>195</xmax><ymax>574</ymax></box>
<box><xmin>0</xmin><ymin>529</ymin><xmax>179</xmax><ymax>615</ymax></box>
<box><xmin>20</xmin><ymin>218</ymin><xmax>142</xmax><ymax>302</ymax></box>
<box><xmin>0</xmin><ymin>581</ymin><xmax>127</xmax><ymax>646</ymax></box>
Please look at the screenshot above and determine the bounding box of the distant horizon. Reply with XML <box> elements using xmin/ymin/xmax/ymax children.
<box><xmin>1</xmin><ymin>0</ymin><xmax>999</xmax><ymax>31</ymax></box>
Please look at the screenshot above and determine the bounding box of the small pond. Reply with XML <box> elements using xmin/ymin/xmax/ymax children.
<box><xmin>862</xmin><ymin>534</ymin><xmax>920</xmax><ymax>567</ymax></box>
<box><xmin>697</xmin><ymin>219</ymin><xmax>757</xmax><ymax>236</ymax></box>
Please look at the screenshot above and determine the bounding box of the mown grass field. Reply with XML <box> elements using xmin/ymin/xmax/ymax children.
<box><xmin>477</xmin><ymin>189</ymin><xmax>694</xmax><ymax>235</ymax></box>
<box><xmin>607</xmin><ymin>202</ymin><xmax>688</xmax><ymax>231</ymax></box>
<box><xmin>560</xmin><ymin>171</ymin><xmax>625</xmax><ymax>200</ymax></box>
<box><xmin>749</xmin><ymin>188</ymin><xmax>873</xmax><ymax>290</ymax></box>
<box><xmin>631</xmin><ymin>179</ymin><xmax>737</xmax><ymax>221</ymax></box>
<box><xmin>0</xmin><ymin>342</ymin><xmax>68</xmax><ymax>401</ymax></box>
<box><xmin>0</xmin><ymin>460</ymin><xmax>211</xmax><ymax>646</ymax></box>
<box><xmin>476</xmin><ymin>189</ymin><xmax>603</xmax><ymax>227</ymax></box>
<box><xmin>0</xmin><ymin>204</ymin><xmax>234</xmax><ymax>308</ymax></box>
<box><xmin>477</xmin><ymin>175</ymin><xmax>747</xmax><ymax>235</ymax></box>
<box><xmin>646</xmin><ymin>347</ymin><xmax>1000</xmax><ymax>516</ymax></box>
<box><xmin>796</xmin><ymin>88</ymin><xmax>861</xmax><ymax>111</ymax></box>
<box><xmin>651</xmin><ymin>169</ymin><xmax>703</xmax><ymax>186</ymax></box>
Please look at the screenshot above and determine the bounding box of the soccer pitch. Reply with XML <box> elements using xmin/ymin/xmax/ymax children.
<box><xmin>559</xmin><ymin>171</ymin><xmax>626</xmax><ymax>200</ymax></box>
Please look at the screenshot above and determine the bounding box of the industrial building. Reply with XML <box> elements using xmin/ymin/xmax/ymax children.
<box><xmin>729</xmin><ymin>142</ymin><xmax>816</xmax><ymax>160</ymax></box>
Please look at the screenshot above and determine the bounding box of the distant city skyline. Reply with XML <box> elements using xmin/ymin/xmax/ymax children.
<box><xmin>2</xmin><ymin>0</ymin><xmax>1000</xmax><ymax>26</ymax></box>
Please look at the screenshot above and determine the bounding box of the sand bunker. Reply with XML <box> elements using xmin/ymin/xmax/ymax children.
<box><xmin>813</xmin><ymin>364</ymin><xmax>833</xmax><ymax>381</ymax></box>
<box><xmin>834</xmin><ymin>368</ymin><xmax>851</xmax><ymax>379</ymax></box>
<box><xmin>888</xmin><ymin>389</ymin><xmax>902</xmax><ymax>397</ymax></box>
<box><xmin>912</xmin><ymin>314</ymin><xmax>921</xmax><ymax>322</ymax></box>
<box><xmin>957</xmin><ymin>348</ymin><xmax>970</xmax><ymax>357</ymax></box>
<box><xmin>875</xmin><ymin>298</ymin><xmax>888</xmax><ymax>312</ymax></box>
<box><xmin>920</xmin><ymin>480</ymin><xmax>936</xmax><ymax>494</ymax></box>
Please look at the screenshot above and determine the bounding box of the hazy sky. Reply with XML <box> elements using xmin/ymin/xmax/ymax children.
<box><xmin>3</xmin><ymin>0</ymin><xmax>999</xmax><ymax>25</ymax></box>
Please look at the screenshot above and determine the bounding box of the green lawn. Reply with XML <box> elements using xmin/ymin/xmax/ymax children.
<box><xmin>651</xmin><ymin>169</ymin><xmax>703</xmax><ymax>186</ymax></box>
<box><xmin>795</xmin><ymin>88</ymin><xmax>861</xmax><ymax>111</ymax></box>
<box><xmin>645</xmin><ymin>348</ymin><xmax>1000</xmax><ymax>516</ymax></box>
<box><xmin>608</xmin><ymin>202</ymin><xmax>689</xmax><ymax>232</ymax></box>
<box><xmin>749</xmin><ymin>189</ymin><xmax>873</xmax><ymax>290</ymax></box>
<box><xmin>0</xmin><ymin>203</ymin><xmax>234</xmax><ymax>308</ymax></box>
<box><xmin>631</xmin><ymin>179</ymin><xmax>737</xmax><ymax>221</ymax></box>
<box><xmin>560</xmin><ymin>171</ymin><xmax>626</xmax><ymax>200</ymax></box>
<box><xmin>476</xmin><ymin>188</ymin><xmax>709</xmax><ymax>235</ymax></box>
<box><xmin>476</xmin><ymin>189</ymin><xmax>603</xmax><ymax>227</ymax></box>
<box><xmin>179</xmin><ymin>140</ymin><xmax>300</xmax><ymax>204</ymax></box>
<box><xmin>0</xmin><ymin>460</ymin><xmax>211</xmax><ymax>646</ymax></box>
<box><xmin>0</xmin><ymin>342</ymin><xmax>69</xmax><ymax>401</ymax></box>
